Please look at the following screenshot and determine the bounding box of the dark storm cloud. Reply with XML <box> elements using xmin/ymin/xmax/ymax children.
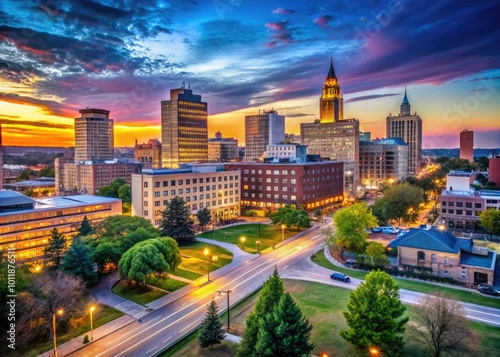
<box><xmin>0</xmin><ymin>92</ymin><xmax>76</xmax><ymax>116</ymax></box>
<box><xmin>0</xmin><ymin>118</ymin><xmax>72</xmax><ymax>129</ymax></box>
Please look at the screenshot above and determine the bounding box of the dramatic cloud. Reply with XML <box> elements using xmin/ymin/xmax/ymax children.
<box><xmin>265</xmin><ymin>21</ymin><xmax>293</xmax><ymax>47</ymax></box>
<box><xmin>0</xmin><ymin>118</ymin><xmax>72</xmax><ymax>129</ymax></box>
<box><xmin>345</xmin><ymin>93</ymin><xmax>399</xmax><ymax>103</ymax></box>
<box><xmin>313</xmin><ymin>15</ymin><xmax>334</xmax><ymax>28</ymax></box>
<box><xmin>272</xmin><ymin>8</ymin><xmax>296</xmax><ymax>15</ymax></box>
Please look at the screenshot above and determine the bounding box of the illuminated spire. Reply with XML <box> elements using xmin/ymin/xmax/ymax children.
<box><xmin>327</xmin><ymin>56</ymin><xmax>336</xmax><ymax>78</ymax></box>
<box><xmin>402</xmin><ymin>86</ymin><xmax>409</xmax><ymax>105</ymax></box>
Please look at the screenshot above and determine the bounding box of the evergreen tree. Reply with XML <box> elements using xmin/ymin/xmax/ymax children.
<box><xmin>199</xmin><ymin>298</ymin><xmax>226</xmax><ymax>348</ymax></box>
<box><xmin>341</xmin><ymin>270</ymin><xmax>408</xmax><ymax>356</ymax></box>
<box><xmin>61</xmin><ymin>237</ymin><xmax>98</xmax><ymax>285</ymax></box>
<box><xmin>237</xmin><ymin>266</ymin><xmax>284</xmax><ymax>357</ymax></box>
<box><xmin>160</xmin><ymin>197</ymin><xmax>196</xmax><ymax>243</ymax></box>
<box><xmin>196</xmin><ymin>207</ymin><xmax>212</xmax><ymax>232</ymax></box>
<box><xmin>44</xmin><ymin>228</ymin><xmax>66</xmax><ymax>268</ymax></box>
<box><xmin>255</xmin><ymin>292</ymin><xmax>314</xmax><ymax>357</ymax></box>
<box><xmin>78</xmin><ymin>215</ymin><xmax>92</xmax><ymax>236</ymax></box>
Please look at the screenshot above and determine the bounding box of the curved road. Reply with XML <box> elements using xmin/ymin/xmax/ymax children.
<box><xmin>69</xmin><ymin>225</ymin><xmax>500</xmax><ymax>357</ymax></box>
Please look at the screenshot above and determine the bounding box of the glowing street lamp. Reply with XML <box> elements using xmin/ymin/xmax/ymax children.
<box><xmin>281</xmin><ymin>225</ymin><xmax>285</xmax><ymax>242</ymax></box>
<box><xmin>89</xmin><ymin>305</ymin><xmax>95</xmax><ymax>341</ymax></box>
<box><xmin>52</xmin><ymin>309</ymin><xmax>63</xmax><ymax>357</ymax></box>
<box><xmin>369</xmin><ymin>347</ymin><xmax>380</xmax><ymax>356</ymax></box>
<box><xmin>256</xmin><ymin>240</ymin><xmax>261</xmax><ymax>255</ymax></box>
<box><xmin>204</xmin><ymin>248</ymin><xmax>217</xmax><ymax>281</ymax></box>
<box><xmin>240</xmin><ymin>236</ymin><xmax>246</xmax><ymax>251</ymax></box>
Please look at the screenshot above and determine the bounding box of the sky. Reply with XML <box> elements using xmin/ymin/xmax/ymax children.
<box><xmin>0</xmin><ymin>0</ymin><xmax>499</xmax><ymax>149</ymax></box>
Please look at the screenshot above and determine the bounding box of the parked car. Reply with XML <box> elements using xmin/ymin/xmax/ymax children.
<box><xmin>397</xmin><ymin>230</ymin><xmax>409</xmax><ymax>237</ymax></box>
<box><xmin>478</xmin><ymin>286</ymin><xmax>500</xmax><ymax>296</ymax></box>
<box><xmin>330</xmin><ymin>272</ymin><xmax>351</xmax><ymax>282</ymax></box>
<box><xmin>344</xmin><ymin>259</ymin><xmax>356</xmax><ymax>268</ymax></box>
<box><xmin>372</xmin><ymin>227</ymin><xmax>383</xmax><ymax>233</ymax></box>
<box><xmin>477</xmin><ymin>283</ymin><xmax>493</xmax><ymax>289</ymax></box>
<box><xmin>382</xmin><ymin>227</ymin><xmax>399</xmax><ymax>234</ymax></box>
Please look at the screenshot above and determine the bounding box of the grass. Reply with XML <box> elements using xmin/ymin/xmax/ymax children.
<box><xmin>197</xmin><ymin>223</ymin><xmax>302</xmax><ymax>254</ymax></box>
<box><xmin>178</xmin><ymin>241</ymin><xmax>233</xmax><ymax>275</ymax></box>
<box><xmin>149</xmin><ymin>276</ymin><xmax>189</xmax><ymax>291</ymax></box>
<box><xmin>160</xmin><ymin>280</ymin><xmax>500</xmax><ymax>357</ymax></box>
<box><xmin>158</xmin><ymin>330</ymin><xmax>239</xmax><ymax>357</ymax></box>
<box><xmin>313</xmin><ymin>249</ymin><xmax>500</xmax><ymax>309</ymax></box>
<box><xmin>112</xmin><ymin>280</ymin><xmax>167</xmax><ymax>305</ymax></box>
<box><xmin>21</xmin><ymin>304</ymin><xmax>124</xmax><ymax>357</ymax></box>
<box><xmin>170</xmin><ymin>267</ymin><xmax>203</xmax><ymax>281</ymax></box>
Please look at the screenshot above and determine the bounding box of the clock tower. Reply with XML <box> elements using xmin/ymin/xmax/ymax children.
<box><xmin>320</xmin><ymin>58</ymin><xmax>343</xmax><ymax>123</ymax></box>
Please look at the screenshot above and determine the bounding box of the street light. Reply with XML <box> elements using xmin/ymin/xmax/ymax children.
<box><xmin>52</xmin><ymin>309</ymin><xmax>63</xmax><ymax>357</ymax></box>
<box><xmin>281</xmin><ymin>224</ymin><xmax>285</xmax><ymax>242</ymax></box>
<box><xmin>89</xmin><ymin>305</ymin><xmax>95</xmax><ymax>341</ymax></box>
<box><xmin>369</xmin><ymin>347</ymin><xmax>380</xmax><ymax>356</ymax></box>
<box><xmin>215</xmin><ymin>289</ymin><xmax>232</xmax><ymax>333</ymax></box>
<box><xmin>204</xmin><ymin>248</ymin><xmax>217</xmax><ymax>281</ymax></box>
<box><xmin>256</xmin><ymin>240</ymin><xmax>261</xmax><ymax>255</ymax></box>
<box><xmin>240</xmin><ymin>236</ymin><xmax>246</xmax><ymax>251</ymax></box>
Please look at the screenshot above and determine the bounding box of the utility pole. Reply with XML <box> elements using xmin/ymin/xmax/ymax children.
<box><xmin>216</xmin><ymin>290</ymin><xmax>232</xmax><ymax>333</ymax></box>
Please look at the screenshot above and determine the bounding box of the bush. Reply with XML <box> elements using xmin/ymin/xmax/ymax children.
<box><xmin>245</xmin><ymin>210</ymin><xmax>257</xmax><ymax>217</ymax></box>
<box><xmin>83</xmin><ymin>334</ymin><xmax>89</xmax><ymax>344</ymax></box>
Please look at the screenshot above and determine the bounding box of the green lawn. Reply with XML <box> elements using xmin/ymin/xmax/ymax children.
<box><xmin>197</xmin><ymin>223</ymin><xmax>302</xmax><ymax>253</ymax></box>
<box><xmin>313</xmin><ymin>249</ymin><xmax>500</xmax><ymax>309</ymax></box>
<box><xmin>22</xmin><ymin>304</ymin><xmax>124</xmax><ymax>357</ymax></box>
<box><xmin>171</xmin><ymin>267</ymin><xmax>203</xmax><ymax>281</ymax></box>
<box><xmin>149</xmin><ymin>276</ymin><xmax>189</xmax><ymax>291</ymax></box>
<box><xmin>112</xmin><ymin>279</ymin><xmax>167</xmax><ymax>305</ymax></box>
<box><xmin>160</xmin><ymin>280</ymin><xmax>500</xmax><ymax>357</ymax></box>
<box><xmin>178</xmin><ymin>241</ymin><xmax>233</xmax><ymax>275</ymax></box>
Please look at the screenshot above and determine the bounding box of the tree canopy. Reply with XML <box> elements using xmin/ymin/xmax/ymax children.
<box><xmin>196</xmin><ymin>207</ymin><xmax>212</xmax><ymax>232</ymax></box>
<box><xmin>479</xmin><ymin>209</ymin><xmax>500</xmax><ymax>239</ymax></box>
<box><xmin>330</xmin><ymin>202</ymin><xmax>378</xmax><ymax>257</ymax></box>
<box><xmin>199</xmin><ymin>298</ymin><xmax>226</xmax><ymax>348</ymax></box>
<box><xmin>61</xmin><ymin>237</ymin><xmax>98</xmax><ymax>285</ymax></box>
<box><xmin>160</xmin><ymin>197</ymin><xmax>196</xmax><ymax>243</ymax></box>
<box><xmin>341</xmin><ymin>270</ymin><xmax>408</xmax><ymax>356</ymax></box>
<box><xmin>96</xmin><ymin>178</ymin><xmax>132</xmax><ymax>213</ymax></box>
<box><xmin>78</xmin><ymin>215</ymin><xmax>93</xmax><ymax>236</ymax></box>
<box><xmin>269</xmin><ymin>205</ymin><xmax>311</xmax><ymax>229</ymax></box>
<box><xmin>44</xmin><ymin>228</ymin><xmax>66</xmax><ymax>268</ymax></box>
<box><xmin>255</xmin><ymin>292</ymin><xmax>314</xmax><ymax>357</ymax></box>
<box><xmin>373</xmin><ymin>183</ymin><xmax>425</xmax><ymax>225</ymax></box>
<box><xmin>237</xmin><ymin>266</ymin><xmax>284</xmax><ymax>357</ymax></box>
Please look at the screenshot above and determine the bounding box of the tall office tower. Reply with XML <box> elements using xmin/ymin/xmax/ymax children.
<box><xmin>244</xmin><ymin>109</ymin><xmax>285</xmax><ymax>162</ymax></box>
<box><xmin>74</xmin><ymin>108</ymin><xmax>114</xmax><ymax>162</ymax></box>
<box><xmin>386</xmin><ymin>88</ymin><xmax>423</xmax><ymax>176</ymax></box>
<box><xmin>161</xmin><ymin>85</ymin><xmax>208</xmax><ymax>168</ymax></box>
<box><xmin>320</xmin><ymin>58</ymin><xmax>343</xmax><ymax>123</ymax></box>
<box><xmin>460</xmin><ymin>129</ymin><xmax>474</xmax><ymax>161</ymax></box>
<box><xmin>301</xmin><ymin>59</ymin><xmax>359</xmax><ymax>198</ymax></box>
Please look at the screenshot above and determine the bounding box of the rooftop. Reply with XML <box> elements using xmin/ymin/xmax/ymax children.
<box><xmin>0</xmin><ymin>190</ymin><xmax>36</xmax><ymax>206</ymax></box>
<box><xmin>460</xmin><ymin>250</ymin><xmax>496</xmax><ymax>270</ymax></box>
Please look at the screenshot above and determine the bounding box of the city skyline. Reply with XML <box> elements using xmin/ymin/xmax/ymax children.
<box><xmin>0</xmin><ymin>0</ymin><xmax>499</xmax><ymax>148</ymax></box>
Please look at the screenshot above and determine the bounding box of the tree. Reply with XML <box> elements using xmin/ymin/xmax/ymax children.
<box><xmin>479</xmin><ymin>209</ymin><xmax>500</xmax><ymax>239</ymax></box>
<box><xmin>411</xmin><ymin>293</ymin><xmax>477</xmax><ymax>357</ymax></box>
<box><xmin>37</xmin><ymin>165</ymin><xmax>55</xmax><ymax>178</ymax></box>
<box><xmin>61</xmin><ymin>237</ymin><xmax>97</xmax><ymax>285</ymax></box>
<box><xmin>270</xmin><ymin>205</ymin><xmax>311</xmax><ymax>229</ymax></box>
<box><xmin>366</xmin><ymin>241</ymin><xmax>390</xmax><ymax>267</ymax></box>
<box><xmin>78</xmin><ymin>215</ymin><xmax>92</xmax><ymax>236</ymax></box>
<box><xmin>255</xmin><ymin>292</ymin><xmax>314</xmax><ymax>357</ymax></box>
<box><xmin>17</xmin><ymin>167</ymin><xmax>33</xmax><ymax>181</ymax></box>
<box><xmin>314</xmin><ymin>209</ymin><xmax>324</xmax><ymax>221</ymax></box>
<box><xmin>93</xmin><ymin>241</ymin><xmax>123</xmax><ymax>273</ymax></box>
<box><xmin>16</xmin><ymin>270</ymin><xmax>86</xmax><ymax>345</ymax></box>
<box><xmin>380</xmin><ymin>182</ymin><xmax>425</xmax><ymax>224</ymax></box>
<box><xmin>94</xmin><ymin>215</ymin><xmax>159</xmax><ymax>242</ymax></box>
<box><xmin>134</xmin><ymin>237</ymin><xmax>182</xmax><ymax>274</ymax></box>
<box><xmin>370</xmin><ymin>198</ymin><xmax>389</xmax><ymax>225</ymax></box>
<box><xmin>44</xmin><ymin>228</ymin><xmax>66</xmax><ymax>268</ymax></box>
<box><xmin>160</xmin><ymin>197</ymin><xmax>196</xmax><ymax>243</ymax></box>
<box><xmin>196</xmin><ymin>207</ymin><xmax>212</xmax><ymax>232</ymax></box>
<box><xmin>199</xmin><ymin>298</ymin><xmax>226</xmax><ymax>348</ymax></box>
<box><xmin>330</xmin><ymin>202</ymin><xmax>378</xmax><ymax>258</ymax></box>
<box><xmin>96</xmin><ymin>178</ymin><xmax>131</xmax><ymax>213</ymax></box>
<box><xmin>341</xmin><ymin>270</ymin><xmax>408</xmax><ymax>356</ymax></box>
<box><xmin>237</xmin><ymin>266</ymin><xmax>284</xmax><ymax>357</ymax></box>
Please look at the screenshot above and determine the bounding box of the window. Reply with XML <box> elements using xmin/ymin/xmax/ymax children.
<box><xmin>456</xmin><ymin>210</ymin><xmax>463</xmax><ymax>215</ymax></box>
<box><xmin>291</xmin><ymin>195</ymin><xmax>296</xmax><ymax>201</ymax></box>
<box><xmin>466</xmin><ymin>202</ymin><xmax>472</xmax><ymax>208</ymax></box>
<box><xmin>444</xmin><ymin>270</ymin><xmax>448</xmax><ymax>277</ymax></box>
<box><xmin>144</xmin><ymin>210</ymin><xmax>148</xmax><ymax>216</ymax></box>
<box><xmin>163</xmin><ymin>200</ymin><xmax>168</xmax><ymax>205</ymax></box>
<box><xmin>448</xmin><ymin>202</ymin><xmax>454</xmax><ymax>207</ymax></box>
<box><xmin>442</xmin><ymin>201</ymin><xmax>447</xmax><ymax>206</ymax></box>
<box><xmin>171</xmin><ymin>190</ymin><xmax>175</xmax><ymax>195</ymax></box>
<box><xmin>155</xmin><ymin>192</ymin><xmax>160</xmax><ymax>197</ymax></box>
<box><xmin>155</xmin><ymin>182</ymin><xmax>160</xmax><ymax>188</ymax></box>
<box><xmin>283</xmin><ymin>187</ymin><xmax>287</xmax><ymax>192</ymax></box>
<box><xmin>144</xmin><ymin>192</ymin><xmax>148</xmax><ymax>197</ymax></box>
<box><xmin>143</xmin><ymin>201</ymin><xmax>148</xmax><ymax>206</ymax></box>
<box><xmin>193</xmin><ymin>178</ymin><xmax>197</xmax><ymax>184</ymax></box>
<box><xmin>274</xmin><ymin>194</ymin><xmax>279</xmax><ymax>200</ymax></box>
<box><xmin>274</xmin><ymin>178</ymin><xmax>279</xmax><ymax>183</ymax></box>
<box><xmin>475</xmin><ymin>203</ymin><xmax>481</xmax><ymax>209</ymax></box>
<box><xmin>466</xmin><ymin>210</ymin><xmax>472</xmax><ymax>216</ymax></box>
<box><xmin>444</xmin><ymin>256</ymin><xmax>449</xmax><ymax>265</ymax></box>
<box><xmin>274</xmin><ymin>170</ymin><xmax>279</xmax><ymax>175</ymax></box>
<box><xmin>163</xmin><ymin>191</ymin><xmax>168</xmax><ymax>196</ymax></box>
<box><xmin>206</xmin><ymin>186</ymin><xmax>210</xmax><ymax>191</ymax></box>
<box><xmin>178</xmin><ymin>189</ymin><xmax>183</xmax><ymax>194</ymax></box>
<box><xmin>431</xmin><ymin>254</ymin><xmax>436</xmax><ymax>261</ymax></box>
<box><xmin>456</xmin><ymin>202</ymin><xmax>463</xmax><ymax>207</ymax></box>
<box><xmin>448</xmin><ymin>209</ymin><xmax>454</xmax><ymax>214</ymax></box>
<box><xmin>442</xmin><ymin>209</ymin><xmax>447</xmax><ymax>213</ymax></box>
<box><xmin>186</xmin><ymin>188</ymin><xmax>190</xmax><ymax>194</ymax></box>
<box><xmin>144</xmin><ymin>182</ymin><xmax>148</xmax><ymax>188</ymax></box>
<box><xmin>417</xmin><ymin>251</ymin><xmax>425</xmax><ymax>260</ymax></box>
<box><xmin>461</xmin><ymin>267</ymin><xmax>467</xmax><ymax>278</ymax></box>
<box><xmin>282</xmin><ymin>170</ymin><xmax>288</xmax><ymax>175</ymax></box>
<box><xmin>155</xmin><ymin>201</ymin><xmax>160</xmax><ymax>206</ymax></box>
<box><xmin>186</xmin><ymin>179</ymin><xmax>190</xmax><ymax>185</ymax></box>
<box><xmin>266</xmin><ymin>186</ymin><xmax>271</xmax><ymax>191</ymax></box>
<box><xmin>291</xmin><ymin>170</ymin><xmax>296</xmax><ymax>175</ymax></box>
<box><xmin>291</xmin><ymin>179</ymin><xmax>296</xmax><ymax>184</ymax></box>
<box><xmin>266</xmin><ymin>178</ymin><xmax>271</xmax><ymax>183</ymax></box>
<box><xmin>274</xmin><ymin>186</ymin><xmax>279</xmax><ymax>191</ymax></box>
<box><xmin>266</xmin><ymin>170</ymin><xmax>271</xmax><ymax>174</ymax></box>
<box><xmin>163</xmin><ymin>181</ymin><xmax>168</xmax><ymax>187</ymax></box>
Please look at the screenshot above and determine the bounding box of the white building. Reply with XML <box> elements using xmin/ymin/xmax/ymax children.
<box><xmin>265</xmin><ymin>144</ymin><xmax>308</xmax><ymax>163</ymax></box>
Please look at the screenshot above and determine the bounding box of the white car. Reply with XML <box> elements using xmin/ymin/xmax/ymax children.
<box><xmin>382</xmin><ymin>227</ymin><xmax>399</xmax><ymax>234</ymax></box>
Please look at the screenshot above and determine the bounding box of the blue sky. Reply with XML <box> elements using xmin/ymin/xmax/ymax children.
<box><xmin>0</xmin><ymin>0</ymin><xmax>499</xmax><ymax>148</ymax></box>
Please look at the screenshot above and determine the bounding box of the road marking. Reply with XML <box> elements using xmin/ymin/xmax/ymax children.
<box><xmin>104</xmin><ymin>316</ymin><xmax>161</xmax><ymax>345</ymax></box>
<box><xmin>465</xmin><ymin>315</ymin><xmax>500</xmax><ymax>325</ymax></box>
<box><xmin>162</xmin><ymin>337</ymin><xmax>171</xmax><ymax>343</ymax></box>
<box><xmin>145</xmin><ymin>346</ymin><xmax>157</xmax><ymax>354</ymax></box>
<box><xmin>463</xmin><ymin>308</ymin><xmax>500</xmax><ymax>318</ymax></box>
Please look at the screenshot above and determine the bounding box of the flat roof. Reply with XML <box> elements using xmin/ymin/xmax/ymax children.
<box><xmin>0</xmin><ymin>190</ymin><xmax>36</xmax><ymax>206</ymax></box>
<box><xmin>460</xmin><ymin>250</ymin><xmax>496</xmax><ymax>270</ymax></box>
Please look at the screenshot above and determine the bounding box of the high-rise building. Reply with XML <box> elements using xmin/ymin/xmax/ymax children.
<box><xmin>359</xmin><ymin>137</ymin><xmax>408</xmax><ymax>187</ymax></box>
<box><xmin>460</xmin><ymin>129</ymin><xmax>474</xmax><ymax>162</ymax></box>
<box><xmin>208</xmin><ymin>131</ymin><xmax>239</xmax><ymax>162</ymax></box>
<box><xmin>386</xmin><ymin>89</ymin><xmax>423</xmax><ymax>176</ymax></box>
<box><xmin>161</xmin><ymin>85</ymin><xmax>208</xmax><ymax>168</ymax></box>
<box><xmin>244</xmin><ymin>110</ymin><xmax>285</xmax><ymax>162</ymax></box>
<box><xmin>300</xmin><ymin>60</ymin><xmax>359</xmax><ymax>197</ymax></box>
<box><xmin>75</xmin><ymin>108</ymin><xmax>114</xmax><ymax>162</ymax></box>
<box><xmin>489</xmin><ymin>155</ymin><xmax>500</xmax><ymax>186</ymax></box>
<box><xmin>135</xmin><ymin>138</ymin><xmax>162</xmax><ymax>169</ymax></box>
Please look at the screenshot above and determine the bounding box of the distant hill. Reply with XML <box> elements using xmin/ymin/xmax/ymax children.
<box><xmin>422</xmin><ymin>148</ymin><xmax>500</xmax><ymax>158</ymax></box>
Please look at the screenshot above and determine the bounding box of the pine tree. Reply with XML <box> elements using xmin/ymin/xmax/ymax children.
<box><xmin>44</xmin><ymin>228</ymin><xmax>66</xmax><ymax>268</ymax></box>
<box><xmin>341</xmin><ymin>270</ymin><xmax>408</xmax><ymax>356</ymax></box>
<box><xmin>160</xmin><ymin>197</ymin><xmax>196</xmax><ymax>243</ymax></box>
<box><xmin>196</xmin><ymin>207</ymin><xmax>212</xmax><ymax>232</ymax></box>
<box><xmin>78</xmin><ymin>215</ymin><xmax>92</xmax><ymax>236</ymax></box>
<box><xmin>255</xmin><ymin>292</ymin><xmax>314</xmax><ymax>357</ymax></box>
<box><xmin>199</xmin><ymin>298</ymin><xmax>226</xmax><ymax>348</ymax></box>
<box><xmin>237</xmin><ymin>266</ymin><xmax>284</xmax><ymax>357</ymax></box>
<box><xmin>61</xmin><ymin>237</ymin><xmax>98</xmax><ymax>285</ymax></box>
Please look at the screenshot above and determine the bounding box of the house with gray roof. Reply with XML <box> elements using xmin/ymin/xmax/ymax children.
<box><xmin>388</xmin><ymin>227</ymin><xmax>496</xmax><ymax>286</ymax></box>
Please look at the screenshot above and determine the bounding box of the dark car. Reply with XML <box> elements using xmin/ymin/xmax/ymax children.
<box><xmin>344</xmin><ymin>259</ymin><xmax>356</xmax><ymax>268</ymax></box>
<box><xmin>477</xmin><ymin>283</ymin><xmax>493</xmax><ymax>289</ymax></box>
<box><xmin>330</xmin><ymin>272</ymin><xmax>351</xmax><ymax>282</ymax></box>
<box><xmin>478</xmin><ymin>286</ymin><xmax>500</xmax><ymax>296</ymax></box>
